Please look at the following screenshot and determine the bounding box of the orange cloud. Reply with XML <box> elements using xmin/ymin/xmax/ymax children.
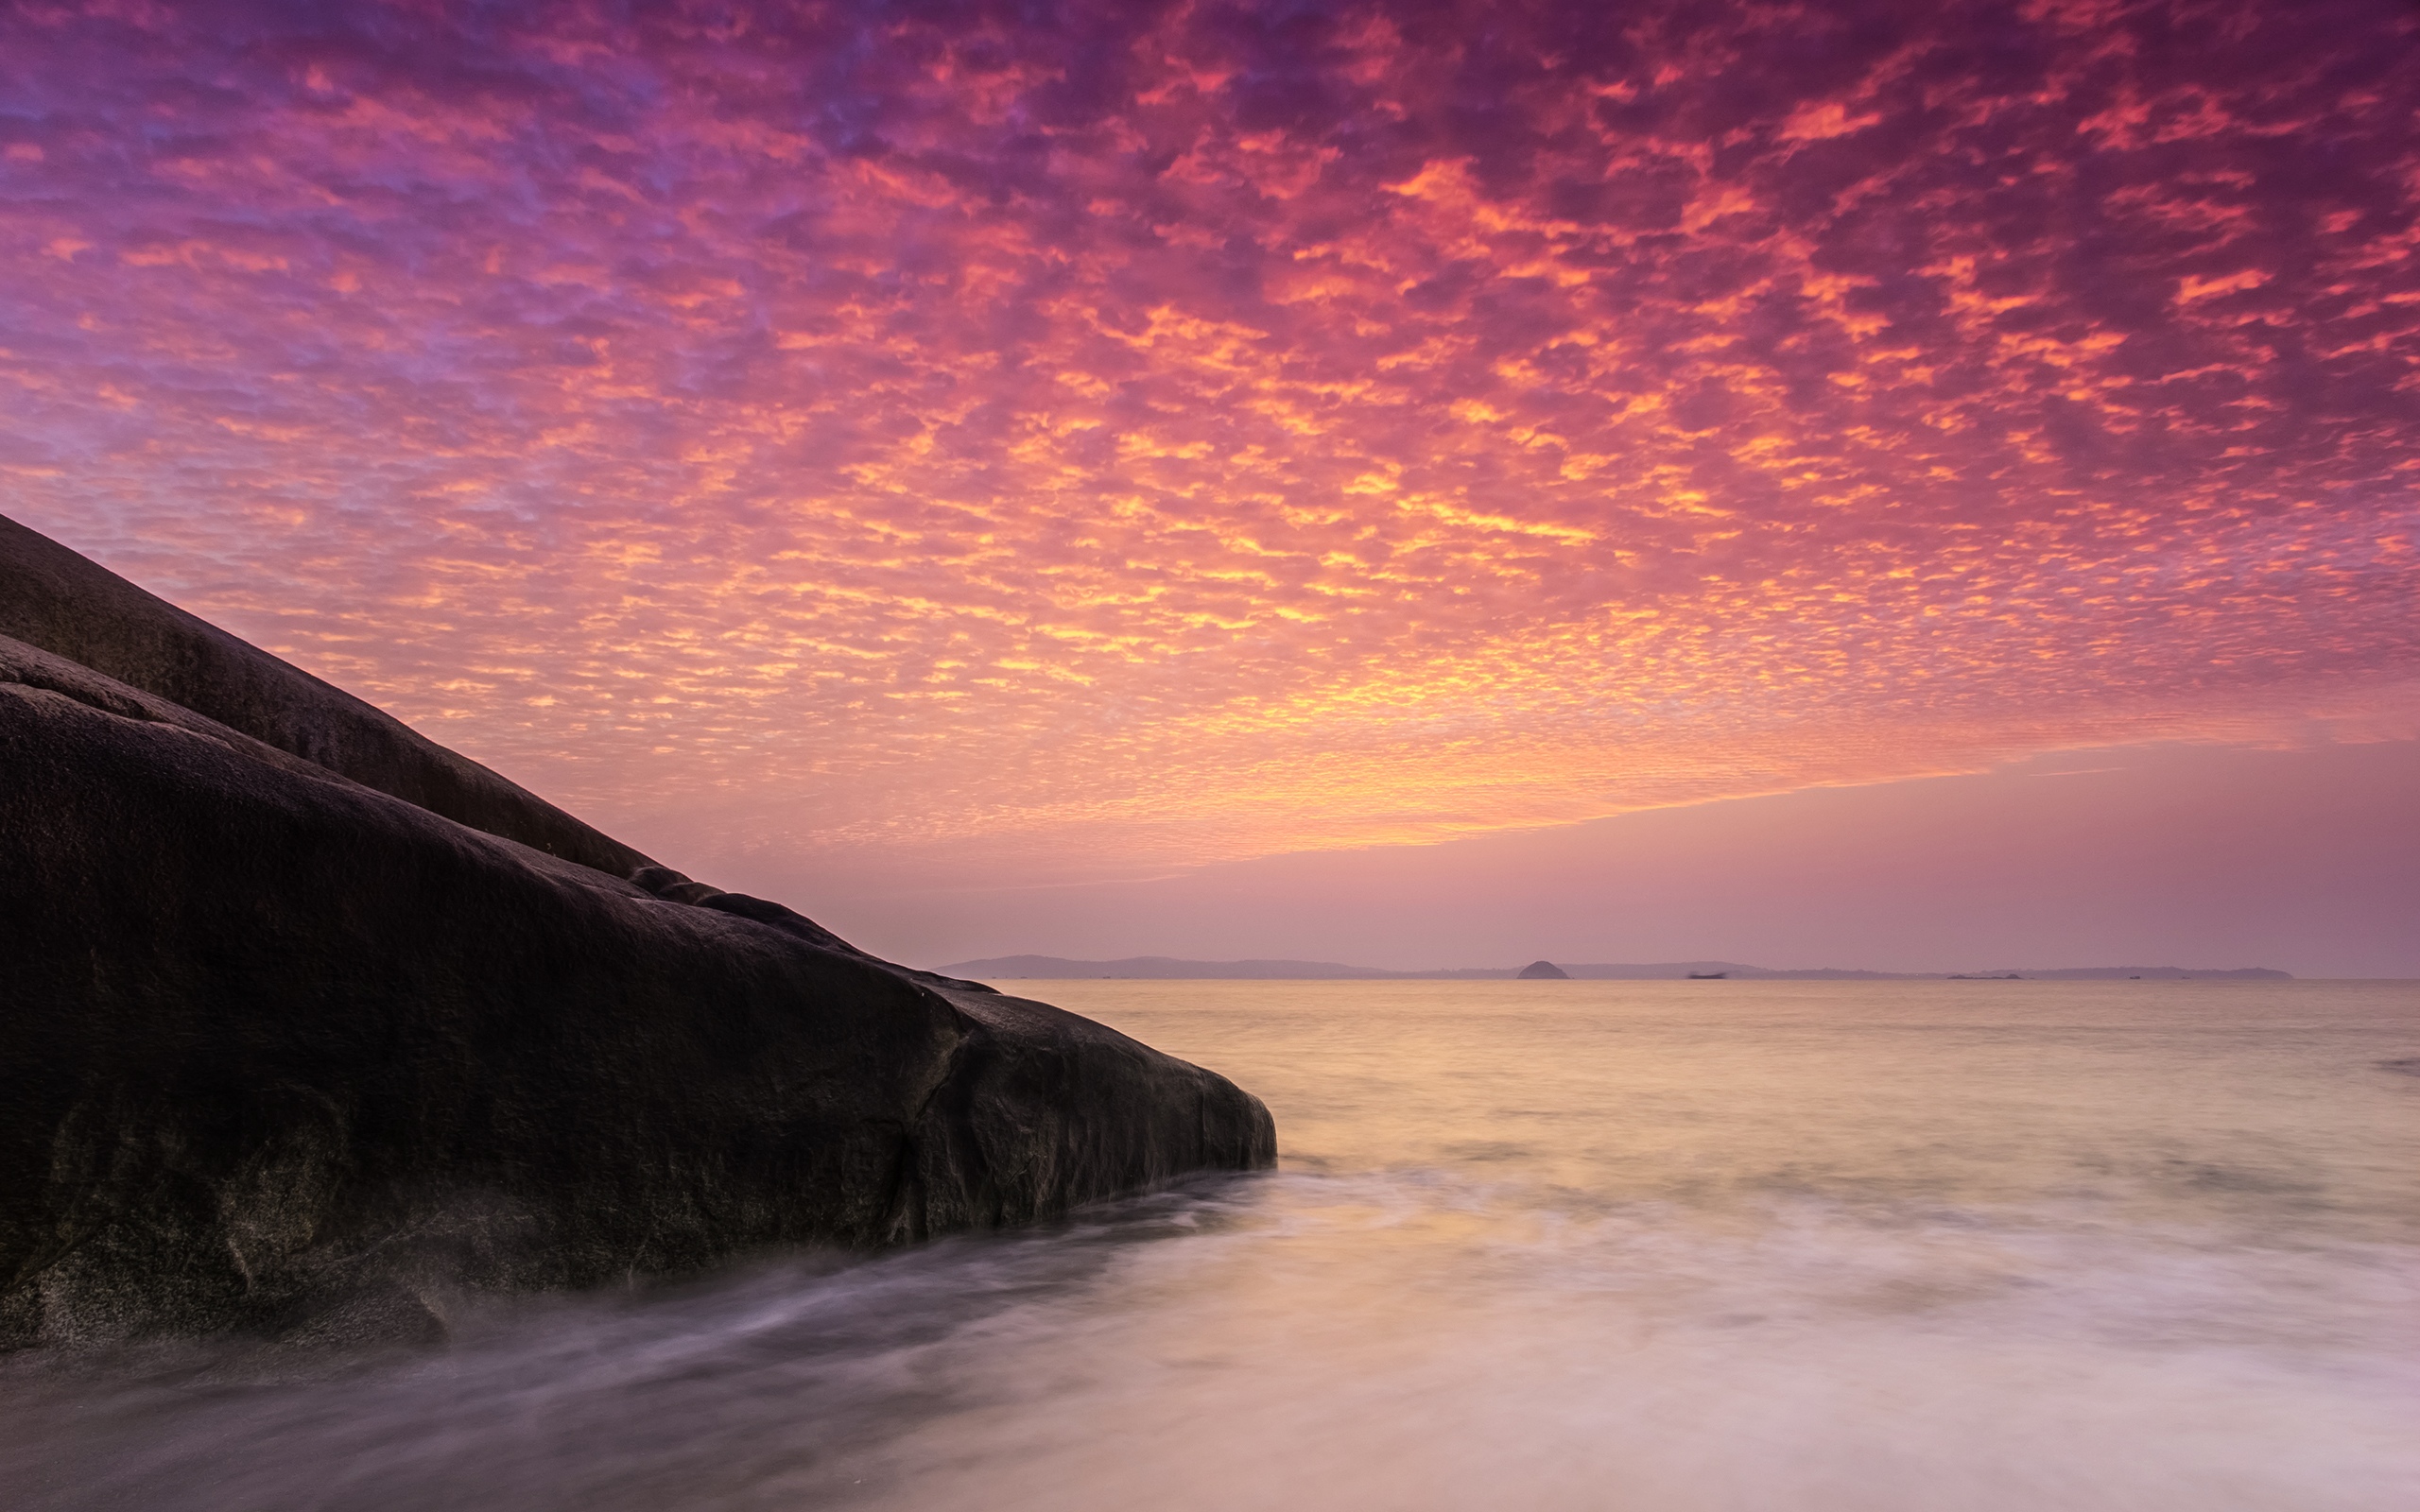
<box><xmin>1</xmin><ymin>0</ymin><xmax>2414</xmax><ymax>885</ymax></box>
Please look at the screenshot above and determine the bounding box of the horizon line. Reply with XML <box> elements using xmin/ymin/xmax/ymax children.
<box><xmin>939</xmin><ymin>954</ymin><xmax>2308</xmax><ymax>982</ymax></box>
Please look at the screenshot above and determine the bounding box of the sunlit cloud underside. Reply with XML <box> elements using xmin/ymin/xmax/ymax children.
<box><xmin>5</xmin><ymin>0</ymin><xmax>2416</xmax><ymax>877</ymax></box>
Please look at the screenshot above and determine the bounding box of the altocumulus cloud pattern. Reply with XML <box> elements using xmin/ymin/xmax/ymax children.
<box><xmin>3</xmin><ymin>0</ymin><xmax>2416</xmax><ymax>878</ymax></box>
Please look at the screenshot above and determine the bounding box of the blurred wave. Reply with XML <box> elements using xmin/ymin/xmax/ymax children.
<box><xmin>7</xmin><ymin>980</ymin><xmax>2415</xmax><ymax>1511</ymax></box>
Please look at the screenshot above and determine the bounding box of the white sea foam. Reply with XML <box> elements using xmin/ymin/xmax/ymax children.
<box><xmin>6</xmin><ymin>980</ymin><xmax>2415</xmax><ymax>1511</ymax></box>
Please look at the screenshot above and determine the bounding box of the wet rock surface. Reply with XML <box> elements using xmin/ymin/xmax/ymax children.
<box><xmin>0</xmin><ymin>521</ymin><xmax>1273</xmax><ymax>1348</ymax></box>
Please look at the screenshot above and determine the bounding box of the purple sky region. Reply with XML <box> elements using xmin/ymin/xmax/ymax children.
<box><xmin>3</xmin><ymin>0</ymin><xmax>2416</xmax><ymax>972</ymax></box>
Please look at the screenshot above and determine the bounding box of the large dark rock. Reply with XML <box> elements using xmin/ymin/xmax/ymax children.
<box><xmin>1515</xmin><ymin>960</ymin><xmax>1570</xmax><ymax>980</ymax></box>
<box><xmin>0</xmin><ymin>524</ymin><xmax>1274</xmax><ymax>1348</ymax></box>
<box><xmin>0</xmin><ymin>513</ymin><xmax>648</xmax><ymax>877</ymax></box>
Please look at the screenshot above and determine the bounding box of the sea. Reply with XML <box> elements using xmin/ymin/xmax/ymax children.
<box><xmin>6</xmin><ymin>978</ymin><xmax>2416</xmax><ymax>1512</ymax></box>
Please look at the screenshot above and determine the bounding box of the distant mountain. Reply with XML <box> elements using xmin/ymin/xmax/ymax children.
<box><xmin>941</xmin><ymin>954</ymin><xmax>1493</xmax><ymax>980</ymax></box>
<box><xmin>1970</xmin><ymin>966</ymin><xmax>2292</xmax><ymax>981</ymax></box>
<box><xmin>1559</xmin><ymin>962</ymin><xmax>1907</xmax><ymax>980</ymax></box>
<box><xmin>942</xmin><ymin>954</ymin><xmax>2292</xmax><ymax>982</ymax></box>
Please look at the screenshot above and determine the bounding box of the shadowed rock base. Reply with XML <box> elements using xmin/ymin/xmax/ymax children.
<box><xmin>0</xmin><ymin>528</ymin><xmax>1273</xmax><ymax>1349</ymax></box>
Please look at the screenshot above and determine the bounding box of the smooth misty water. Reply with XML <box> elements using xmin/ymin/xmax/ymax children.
<box><xmin>7</xmin><ymin>980</ymin><xmax>2417</xmax><ymax>1512</ymax></box>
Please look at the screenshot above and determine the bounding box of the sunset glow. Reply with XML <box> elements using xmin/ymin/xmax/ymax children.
<box><xmin>5</xmin><ymin>0</ymin><xmax>2416</xmax><ymax>902</ymax></box>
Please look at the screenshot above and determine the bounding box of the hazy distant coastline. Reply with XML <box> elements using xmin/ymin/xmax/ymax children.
<box><xmin>945</xmin><ymin>954</ymin><xmax>2292</xmax><ymax>982</ymax></box>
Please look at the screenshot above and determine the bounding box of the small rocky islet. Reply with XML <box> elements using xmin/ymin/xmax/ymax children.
<box><xmin>0</xmin><ymin>513</ymin><xmax>1273</xmax><ymax>1349</ymax></box>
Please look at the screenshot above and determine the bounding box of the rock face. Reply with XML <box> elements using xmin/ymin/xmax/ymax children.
<box><xmin>1515</xmin><ymin>960</ymin><xmax>1571</xmax><ymax>980</ymax></box>
<box><xmin>0</xmin><ymin>519</ymin><xmax>1275</xmax><ymax>1347</ymax></box>
<box><xmin>0</xmin><ymin>513</ymin><xmax>648</xmax><ymax>877</ymax></box>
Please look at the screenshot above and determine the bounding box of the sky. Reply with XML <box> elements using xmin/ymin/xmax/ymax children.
<box><xmin>4</xmin><ymin>0</ymin><xmax>2417</xmax><ymax>974</ymax></box>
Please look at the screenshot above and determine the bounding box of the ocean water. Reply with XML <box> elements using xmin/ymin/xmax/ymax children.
<box><xmin>7</xmin><ymin>978</ymin><xmax>2416</xmax><ymax>1512</ymax></box>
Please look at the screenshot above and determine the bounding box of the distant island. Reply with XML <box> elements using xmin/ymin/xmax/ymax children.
<box><xmin>944</xmin><ymin>954</ymin><xmax>2292</xmax><ymax>982</ymax></box>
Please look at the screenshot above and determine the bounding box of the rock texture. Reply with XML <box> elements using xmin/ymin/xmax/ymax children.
<box><xmin>0</xmin><ymin>519</ymin><xmax>1274</xmax><ymax>1348</ymax></box>
<box><xmin>0</xmin><ymin>513</ymin><xmax>648</xmax><ymax>877</ymax></box>
<box><xmin>1515</xmin><ymin>960</ymin><xmax>1571</xmax><ymax>980</ymax></box>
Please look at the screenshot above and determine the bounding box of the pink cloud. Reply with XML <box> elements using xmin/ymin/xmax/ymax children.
<box><xmin>1</xmin><ymin>0</ymin><xmax>2413</xmax><ymax>889</ymax></box>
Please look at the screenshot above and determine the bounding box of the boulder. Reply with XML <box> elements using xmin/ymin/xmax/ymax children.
<box><xmin>0</xmin><ymin>521</ymin><xmax>1274</xmax><ymax>1347</ymax></box>
<box><xmin>0</xmin><ymin>513</ymin><xmax>648</xmax><ymax>877</ymax></box>
<box><xmin>1515</xmin><ymin>960</ymin><xmax>1570</xmax><ymax>980</ymax></box>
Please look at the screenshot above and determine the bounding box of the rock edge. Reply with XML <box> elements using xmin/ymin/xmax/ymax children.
<box><xmin>0</xmin><ymin>520</ymin><xmax>1275</xmax><ymax>1347</ymax></box>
